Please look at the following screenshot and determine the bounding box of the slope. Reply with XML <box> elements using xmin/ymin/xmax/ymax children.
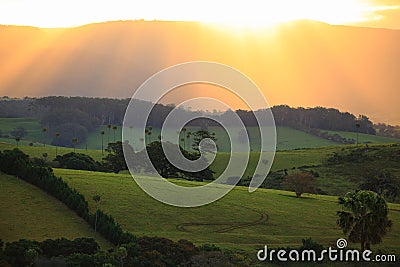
<box><xmin>0</xmin><ymin>173</ymin><xmax>110</xmax><ymax>248</ymax></box>
<box><xmin>54</xmin><ymin>168</ymin><xmax>400</xmax><ymax>256</ymax></box>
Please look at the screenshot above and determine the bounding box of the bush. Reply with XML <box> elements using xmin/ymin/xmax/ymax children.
<box><xmin>55</xmin><ymin>152</ymin><xmax>102</xmax><ymax>171</ymax></box>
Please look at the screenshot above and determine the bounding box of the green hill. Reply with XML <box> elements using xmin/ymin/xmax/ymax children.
<box><xmin>0</xmin><ymin>172</ymin><xmax>110</xmax><ymax>248</ymax></box>
<box><xmin>3</xmin><ymin>117</ymin><xmax>397</xmax><ymax>152</ymax></box>
<box><xmin>322</xmin><ymin>129</ymin><xmax>400</xmax><ymax>144</ymax></box>
<box><xmin>83</xmin><ymin>125</ymin><xmax>338</xmax><ymax>151</ymax></box>
<box><xmin>53</xmin><ymin>168</ymin><xmax>400</xmax><ymax>257</ymax></box>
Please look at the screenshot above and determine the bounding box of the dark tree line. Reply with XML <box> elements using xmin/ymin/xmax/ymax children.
<box><xmin>1</xmin><ymin>97</ymin><xmax>392</xmax><ymax>148</ymax></box>
<box><xmin>0</xmin><ymin>148</ymin><xmax>136</xmax><ymax>247</ymax></box>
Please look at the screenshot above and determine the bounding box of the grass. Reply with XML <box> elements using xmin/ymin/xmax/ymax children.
<box><xmin>0</xmin><ymin>142</ymin><xmax>104</xmax><ymax>161</ymax></box>
<box><xmin>53</xmin><ymin>168</ymin><xmax>400</xmax><ymax>257</ymax></box>
<box><xmin>0</xmin><ymin>172</ymin><xmax>110</xmax><ymax>248</ymax></box>
<box><xmin>0</xmin><ymin>118</ymin><xmax>51</xmax><ymax>144</ymax></box>
<box><xmin>323</xmin><ymin>129</ymin><xmax>400</xmax><ymax>144</ymax></box>
<box><xmin>81</xmin><ymin>125</ymin><xmax>338</xmax><ymax>151</ymax></box>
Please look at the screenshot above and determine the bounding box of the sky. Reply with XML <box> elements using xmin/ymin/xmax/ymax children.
<box><xmin>0</xmin><ymin>0</ymin><xmax>399</xmax><ymax>125</ymax></box>
<box><xmin>0</xmin><ymin>0</ymin><xmax>399</xmax><ymax>29</ymax></box>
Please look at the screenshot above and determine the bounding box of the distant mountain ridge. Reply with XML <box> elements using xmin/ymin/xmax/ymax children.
<box><xmin>0</xmin><ymin>20</ymin><xmax>399</xmax><ymax>124</ymax></box>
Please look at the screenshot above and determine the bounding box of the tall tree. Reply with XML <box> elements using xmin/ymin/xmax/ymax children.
<box><xmin>112</xmin><ymin>126</ymin><xmax>117</xmax><ymax>142</ymax></box>
<box><xmin>42</xmin><ymin>127</ymin><xmax>47</xmax><ymax>147</ymax></box>
<box><xmin>55</xmin><ymin>132</ymin><xmax>60</xmax><ymax>156</ymax></box>
<box><xmin>337</xmin><ymin>190</ymin><xmax>392</xmax><ymax>251</ymax></box>
<box><xmin>15</xmin><ymin>136</ymin><xmax>21</xmax><ymax>147</ymax></box>
<box><xmin>72</xmin><ymin>138</ymin><xmax>78</xmax><ymax>152</ymax></box>
<box><xmin>107</xmin><ymin>124</ymin><xmax>112</xmax><ymax>144</ymax></box>
<box><xmin>100</xmin><ymin>130</ymin><xmax>105</xmax><ymax>155</ymax></box>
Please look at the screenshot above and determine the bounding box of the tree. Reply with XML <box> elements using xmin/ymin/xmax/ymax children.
<box><xmin>192</xmin><ymin>130</ymin><xmax>217</xmax><ymax>154</ymax></box>
<box><xmin>186</xmin><ymin>131</ymin><xmax>192</xmax><ymax>151</ymax></box>
<box><xmin>100</xmin><ymin>130</ymin><xmax>105</xmax><ymax>155</ymax></box>
<box><xmin>137</xmin><ymin>141</ymin><xmax>214</xmax><ymax>181</ymax></box>
<box><xmin>55</xmin><ymin>132</ymin><xmax>60</xmax><ymax>156</ymax></box>
<box><xmin>15</xmin><ymin>136</ymin><xmax>21</xmax><ymax>147</ymax></box>
<box><xmin>11</xmin><ymin>126</ymin><xmax>27</xmax><ymax>139</ymax></box>
<box><xmin>72</xmin><ymin>138</ymin><xmax>78</xmax><ymax>152</ymax></box>
<box><xmin>42</xmin><ymin>127</ymin><xmax>47</xmax><ymax>147</ymax></box>
<box><xmin>55</xmin><ymin>152</ymin><xmax>101</xmax><ymax>171</ymax></box>
<box><xmin>337</xmin><ymin>190</ymin><xmax>392</xmax><ymax>251</ymax></box>
<box><xmin>103</xmin><ymin>142</ymin><xmax>130</xmax><ymax>173</ymax></box>
<box><xmin>92</xmin><ymin>195</ymin><xmax>101</xmax><ymax>236</ymax></box>
<box><xmin>360</xmin><ymin>171</ymin><xmax>400</xmax><ymax>201</ymax></box>
<box><xmin>107</xmin><ymin>124</ymin><xmax>112</xmax><ymax>144</ymax></box>
<box><xmin>112</xmin><ymin>126</ymin><xmax>118</xmax><ymax>142</ymax></box>
<box><xmin>355</xmin><ymin>122</ymin><xmax>361</xmax><ymax>144</ymax></box>
<box><xmin>282</xmin><ymin>171</ymin><xmax>316</xmax><ymax>198</ymax></box>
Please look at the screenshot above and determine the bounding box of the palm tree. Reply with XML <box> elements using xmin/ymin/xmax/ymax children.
<box><xmin>186</xmin><ymin>131</ymin><xmax>191</xmax><ymax>151</ymax></box>
<box><xmin>15</xmin><ymin>136</ymin><xmax>20</xmax><ymax>147</ymax></box>
<box><xmin>100</xmin><ymin>130</ymin><xmax>105</xmax><ymax>155</ymax></box>
<box><xmin>42</xmin><ymin>127</ymin><xmax>47</xmax><ymax>147</ymax></box>
<box><xmin>337</xmin><ymin>190</ymin><xmax>392</xmax><ymax>251</ymax></box>
<box><xmin>145</xmin><ymin>127</ymin><xmax>153</xmax><ymax>144</ymax></box>
<box><xmin>107</xmin><ymin>124</ymin><xmax>112</xmax><ymax>144</ymax></box>
<box><xmin>92</xmin><ymin>195</ymin><xmax>101</xmax><ymax>236</ymax></box>
<box><xmin>55</xmin><ymin>132</ymin><xmax>60</xmax><ymax>156</ymax></box>
<box><xmin>72</xmin><ymin>138</ymin><xmax>78</xmax><ymax>152</ymax></box>
<box><xmin>112</xmin><ymin>126</ymin><xmax>118</xmax><ymax>142</ymax></box>
<box><xmin>355</xmin><ymin>122</ymin><xmax>361</xmax><ymax>145</ymax></box>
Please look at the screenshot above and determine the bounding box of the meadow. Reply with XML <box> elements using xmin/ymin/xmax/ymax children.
<box><xmin>0</xmin><ymin>173</ymin><xmax>110</xmax><ymax>248</ymax></box>
<box><xmin>53</xmin><ymin>168</ymin><xmax>400</xmax><ymax>256</ymax></box>
<box><xmin>323</xmin><ymin>130</ymin><xmax>400</xmax><ymax>144</ymax></box>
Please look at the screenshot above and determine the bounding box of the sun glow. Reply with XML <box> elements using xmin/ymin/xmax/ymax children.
<box><xmin>0</xmin><ymin>0</ymin><xmax>394</xmax><ymax>28</ymax></box>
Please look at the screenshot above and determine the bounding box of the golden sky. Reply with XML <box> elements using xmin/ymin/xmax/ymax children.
<box><xmin>0</xmin><ymin>1</ymin><xmax>399</xmax><ymax>125</ymax></box>
<box><xmin>0</xmin><ymin>0</ymin><xmax>399</xmax><ymax>29</ymax></box>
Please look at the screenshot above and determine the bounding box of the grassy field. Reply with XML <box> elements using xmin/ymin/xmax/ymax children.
<box><xmin>0</xmin><ymin>118</ymin><xmax>50</xmax><ymax>144</ymax></box>
<box><xmin>0</xmin><ymin>141</ymin><xmax>342</xmax><ymax>178</ymax></box>
<box><xmin>53</xmin><ymin>168</ymin><xmax>400</xmax><ymax>257</ymax></box>
<box><xmin>0</xmin><ymin>142</ymin><xmax>104</xmax><ymax>161</ymax></box>
<box><xmin>323</xmin><ymin>130</ymin><xmax>400</xmax><ymax>144</ymax></box>
<box><xmin>84</xmin><ymin>125</ymin><xmax>338</xmax><ymax>151</ymax></box>
<box><xmin>0</xmin><ymin>173</ymin><xmax>110</xmax><ymax>248</ymax></box>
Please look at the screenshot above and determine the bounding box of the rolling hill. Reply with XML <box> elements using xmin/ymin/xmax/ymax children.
<box><xmin>2</xmin><ymin>117</ymin><xmax>398</xmax><ymax>154</ymax></box>
<box><xmin>0</xmin><ymin>172</ymin><xmax>110</xmax><ymax>248</ymax></box>
<box><xmin>52</xmin><ymin>168</ymin><xmax>400</xmax><ymax>257</ymax></box>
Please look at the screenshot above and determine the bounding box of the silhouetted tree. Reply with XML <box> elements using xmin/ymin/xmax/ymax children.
<box><xmin>15</xmin><ymin>136</ymin><xmax>21</xmax><ymax>147</ymax></box>
<box><xmin>42</xmin><ymin>127</ymin><xmax>47</xmax><ymax>147</ymax></box>
<box><xmin>72</xmin><ymin>138</ymin><xmax>78</xmax><ymax>152</ymax></box>
<box><xmin>112</xmin><ymin>126</ymin><xmax>117</xmax><ymax>142</ymax></box>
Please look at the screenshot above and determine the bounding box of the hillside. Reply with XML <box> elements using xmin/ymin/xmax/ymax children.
<box><xmin>0</xmin><ymin>173</ymin><xmax>110</xmax><ymax>248</ymax></box>
<box><xmin>322</xmin><ymin>129</ymin><xmax>400</xmax><ymax>144</ymax></box>
<box><xmin>53</xmin><ymin>168</ymin><xmax>400</xmax><ymax>256</ymax></box>
<box><xmin>1</xmin><ymin>117</ymin><xmax>398</xmax><ymax>152</ymax></box>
